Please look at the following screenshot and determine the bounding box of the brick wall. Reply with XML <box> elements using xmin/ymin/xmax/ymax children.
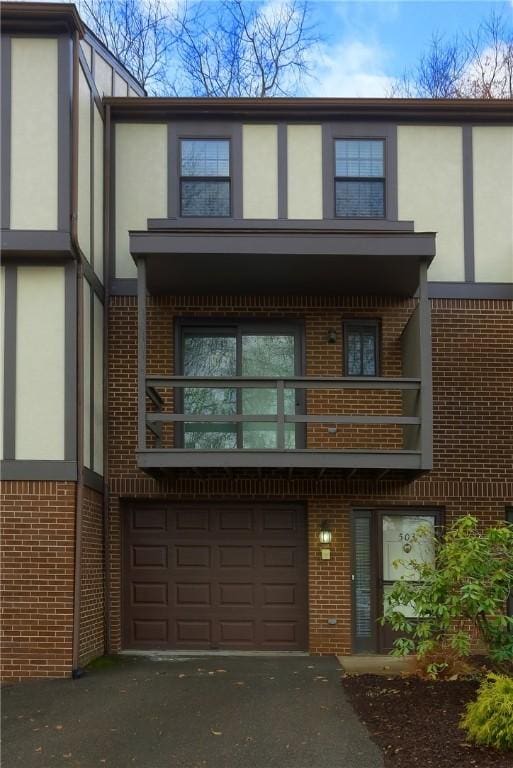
<box><xmin>79</xmin><ymin>486</ymin><xmax>105</xmax><ymax>666</ymax></box>
<box><xmin>106</xmin><ymin>295</ymin><xmax>513</xmax><ymax>655</ymax></box>
<box><xmin>0</xmin><ymin>481</ymin><xmax>76</xmax><ymax>681</ymax></box>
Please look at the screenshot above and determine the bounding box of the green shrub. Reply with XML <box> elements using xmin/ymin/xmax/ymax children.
<box><xmin>381</xmin><ymin>515</ymin><xmax>513</xmax><ymax>672</ymax></box>
<box><xmin>461</xmin><ymin>674</ymin><xmax>513</xmax><ymax>751</ymax></box>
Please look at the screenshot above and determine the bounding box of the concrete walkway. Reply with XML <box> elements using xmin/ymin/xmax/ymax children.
<box><xmin>2</xmin><ymin>655</ymin><xmax>383</xmax><ymax>768</ymax></box>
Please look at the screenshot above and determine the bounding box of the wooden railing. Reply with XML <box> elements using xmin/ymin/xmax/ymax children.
<box><xmin>142</xmin><ymin>375</ymin><xmax>422</xmax><ymax>454</ymax></box>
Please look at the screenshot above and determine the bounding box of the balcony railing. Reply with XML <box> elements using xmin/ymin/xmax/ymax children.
<box><xmin>137</xmin><ymin>375</ymin><xmax>430</xmax><ymax>474</ymax></box>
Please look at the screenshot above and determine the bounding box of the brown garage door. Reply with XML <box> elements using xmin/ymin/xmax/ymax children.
<box><xmin>122</xmin><ymin>503</ymin><xmax>308</xmax><ymax>651</ymax></box>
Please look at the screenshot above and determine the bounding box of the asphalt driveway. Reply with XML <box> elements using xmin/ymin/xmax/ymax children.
<box><xmin>2</xmin><ymin>654</ymin><xmax>383</xmax><ymax>768</ymax></box>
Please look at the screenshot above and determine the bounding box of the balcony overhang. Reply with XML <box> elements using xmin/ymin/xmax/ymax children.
<box><xmin>130</xmin><ymin>221</ymin><xmax>435</xmax><ymax>297</ymax></box>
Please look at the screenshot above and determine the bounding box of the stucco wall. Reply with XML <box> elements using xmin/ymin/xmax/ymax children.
<box><xmin>15</xmin><ymin>267</ymin><xmax>65</xmax><ymax>460</ymax></box>
<box><xmin>398</xmin><ymin>125</ymin><xmax>465</xmax><ymax>282</ymax></box>
<box><xmin>10</xmin><ymin>38</ymin><xmax>58</xmax><ymax>230</ymax></box>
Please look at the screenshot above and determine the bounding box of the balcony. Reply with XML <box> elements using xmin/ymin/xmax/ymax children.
<box><xmin>132</xmin><ymin>219</ymin><xmax>434</xmax><ymax>478</ymax></box>
<box><xmin>137</xmin><ymin>374</ymin><xmax>431</xmax><ymax>477</ymax></box>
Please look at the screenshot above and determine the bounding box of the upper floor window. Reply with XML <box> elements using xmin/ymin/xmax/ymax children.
<box><xmin>344</xmin><ymin>321</ymin><xmax>379</xmax><ymax>376</ymax></box>
<box><xmin>180</xmin><ymin>139</ymin><xmax>231</xmax><ymax>217</ymax></box>
<box><xmin>335</xmin><ymin>139</ymin><xmax>385</xmax><ymax>218</ymax></box>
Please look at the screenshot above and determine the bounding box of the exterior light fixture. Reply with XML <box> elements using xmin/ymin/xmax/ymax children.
<box><xmin>327</xmin><ymin>329</ymin><xmax>337</xmax><ymax>344</ymax></box>
<box><xmin>319</xmin><ymin>520</ymin><xmax>332</xmax><ymax>545</ymax></box>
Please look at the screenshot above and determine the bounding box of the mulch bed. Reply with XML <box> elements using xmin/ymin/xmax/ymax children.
<box><xmin>342</xmin><ymin>674</ymin><xmax>513</xmax><ymax>768</ymax></box>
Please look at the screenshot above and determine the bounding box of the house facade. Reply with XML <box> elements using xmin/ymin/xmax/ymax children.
<box><xmin>1</xmin><ymin>2</ymin><xmax>512</xmax><ymax>681</ymax></box>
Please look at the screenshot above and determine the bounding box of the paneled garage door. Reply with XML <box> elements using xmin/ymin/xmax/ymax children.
<box><xmin>122</xmin><ymin>504</ymin><xmax>308</xmax><ymax>651</ymax></box>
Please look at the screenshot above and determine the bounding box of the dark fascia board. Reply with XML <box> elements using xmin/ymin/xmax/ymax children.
<box><xmin>83</xmin><ymin>466</ymin><xmax>104</xmax><ymax>493</ymax></box>
<box><xmin>428</xmin><ymin>282</ymin><xmax>513</xmax><ymax>300</ymax></box>
<box><xmin>0</xmin><ymin>2</ymin><xmax>85</xmax><ymax>37</ymax></box>
<box><xmin>130</xmin><ymin>228</ymin><xmax>436</xmax><ymax>259</ymax></box>
<box><xmin>0</xmin><ymin>460</ymin><xmax>77</xmax><ymax>481</ymax></box>
<box><xmin>136</xmin><ymin>449</ymin><xmax>422</xmax><ymax>471</ymax></box>
<box><xmin>130</xmin><ymin>230</ymin><xmax>434</xmax><ymax>296</ymax></box>
<box><xmin>1</xmin><ymin>229</ymin><xmax>73</xmax><ymax>256</ymax></box>
<box><xmin>105</xmin><ymin>97</ymin><xmax>513</xmax><ymax>124</ymax></box>
<box><xmin>83</xmin><ymin>27</ymin><xmax>146</xmax><ymax>96</ymax></box>
<box><xmin>147</xmin><ymin>218</ymin><xmax>416</xmax><ymax>233</ymax></box>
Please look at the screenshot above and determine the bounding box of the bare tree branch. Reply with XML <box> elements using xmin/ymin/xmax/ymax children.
<box><xmin>78</xmin><ymin>0</ymin><xmax>176</xmax><ymax>94</ymax></box>
<box><xmin>390</xmin><ymin>10</ymin><xmax>513</xmax><ymax>99</ymax></box>
<box><xmin>173</xmin><ymin>0</ymin><xmax>320</xmax><ymax>97</ymax></box>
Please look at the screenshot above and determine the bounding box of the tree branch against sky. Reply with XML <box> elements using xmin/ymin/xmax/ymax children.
<box><xmin>78</xmin><ymin>0</ymin><xmax>321</xmax><ymax>96</ymax></box>
<box><xmin>391</xmin><ymin>10</ymin><xmax>513</xmax><ymax>99</ymax></box>
<box><xmin>78</xmin><ymin>0</ymin><xmax>176</xmax><ymax>92</ymax></box>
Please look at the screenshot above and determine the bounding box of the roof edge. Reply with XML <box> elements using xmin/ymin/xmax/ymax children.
<box><xmin>1</xmin><ymin>2</ymin><xmax>86</xmax><ymax>37</ymax></box>
<box><xmin>105</xmin><ymin>96</ymin><xmax>513</xmax><ymax>122</ymax></box>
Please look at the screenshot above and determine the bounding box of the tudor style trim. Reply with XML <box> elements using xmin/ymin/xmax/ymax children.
<box><xmin>2</xmin><ymin>265</ymin><xmax>17</xmax><ymax>460</ymax></box>
<box><xmin>0</xmin><ymin>459</ymin><xmax>77</xmax><ymax>481</ymax></box>
<box><xmin>462</xmin><ymin>126</ymin><xmax>475</xmax><ymax>283</ymax></box>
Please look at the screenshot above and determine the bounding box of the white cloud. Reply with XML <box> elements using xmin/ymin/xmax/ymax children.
<box><xmin>307</xmin><ymin>39</ymin><xmax>397</xmax><ymax>97</ymax></box>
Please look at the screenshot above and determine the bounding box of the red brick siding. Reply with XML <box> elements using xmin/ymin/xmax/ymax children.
<box><xmin>0</xmin><ymin>481</ymin><xmax>76</xmax><ymax>681</ymax></box>
<box><xmin>105</xmin><ymin>295</ymin><xmax>512</xmax><ymax>655</ymax></box>
<box><xmin>79</xmin><ymin>486</ymin><xmax>105</xmax><ymax>666</ymax></box>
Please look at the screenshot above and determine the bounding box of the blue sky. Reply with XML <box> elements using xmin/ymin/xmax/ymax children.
<box><xmin>304</xmin><ymin>0</ymin><xmax>513</xmax><ymax>95</ymax></box>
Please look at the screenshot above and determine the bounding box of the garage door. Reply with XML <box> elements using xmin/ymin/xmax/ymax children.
<box><xmin>122</xmin><ymin>504</ymin><xmax>308</xmax><ymax>651</ymax></box>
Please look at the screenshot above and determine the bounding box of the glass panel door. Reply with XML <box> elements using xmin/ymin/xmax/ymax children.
<box><xmin>181</xmin><ymin>325</ymin><xmax>301</xmax><ymax>449</ymax></box>
<box><xmin>379</xmin><ymin>513</ymin><xmax>436</xmax><ymax>651</ymax></box>
<box><xmin>183</xmin><ymin>331</ymin><xmax>237</xmax><ymax>449</ymax></box>
<box><xmin>241</xmin><ymin>333</ymin><xmax>296</xmax><ymax>449</ymax></box>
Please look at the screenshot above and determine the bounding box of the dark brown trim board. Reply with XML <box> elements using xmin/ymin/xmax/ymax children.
<box><xmin>462</xmin><ymin>126</ymin><xmax>475</xmax><ymax>283</ymax></box>
<box><xmin>79</xmin><ymin>49</ymin><xmax>104</xmax><ymax>117</ymax></box>
<box><xmin>105</xmin><ymin>96</ymin><xmax>513</xmax><ymax>124</ymax></box>
<box><xmin>83</xmin><ymin>28</ymin><xmax>145</xmax><ymax>96</ymax></box>
<box><xmin>147</xmin><ymin>217</ymin><xmax>415</xmax><ymax>232</ymax></box>
<box><xmin>0</xmin><ymin>459</ymin><xmax>77</xmax><ymax>481</ymax></box>
<box><xmin>0</xmin><ymin>2</ymin><xmax>85</xmax><ymax>37</ymax></box>
<box><xmin>130</xmin><ymin>229</ymin><xmax>434</xmax><ymax>296</ymax></box>
<box><xmin>110</xmin><ymin>279</ymin><xmax>513</xmax><ymax>300</ymax></box>
<box><xmin>83</xmin><ymin>467</ymin><xmax>104</xmax><ymax>494</ymax></box>
<box><xmin>3</xmin><ymin>265</ymin><xmax>17</xmax><ymax>461</ymax></box>
<box><xmin>277</xmin><ymin>123</ymin><xmax>288</xmax><ymax>219</ymax></box>
<box><xmin>1</xmin><ymin>35</ymin><xmax>11</xmax><ymax>229</ymax></box>
<box><xmin>428</xmin><ymin>282</ymin><xmax>513</xmax><ymax>300</ymax></box>
<box><xmin>1</xmin><ymin>230</ymin><xmax>73</xmax><ymax>255</ymax></box>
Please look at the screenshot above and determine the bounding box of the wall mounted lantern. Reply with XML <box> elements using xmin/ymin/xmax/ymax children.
<box><xmin>319</xmin><ymin>520</ymin><xmax>332</xmax><ymax>560</ymax></box>
<box><xmin>319</xmin><ymin>520</ymin><xmax>332</xmax><ymax>545</ymax></box>
<box><xmin>327</xmin><ymin>329</ymin><xmax>337</xmax><ymax>344</ymax></box>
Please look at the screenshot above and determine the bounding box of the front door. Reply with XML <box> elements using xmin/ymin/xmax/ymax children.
<box><xmin>352</xmin><ymin>509</ymin><xmax>439</xmax><ymax>653</ymax></box>
<box><xmin>179</xmin><ymin>323</ymin><xmax>303</xmax><ymax>449</ymax></box>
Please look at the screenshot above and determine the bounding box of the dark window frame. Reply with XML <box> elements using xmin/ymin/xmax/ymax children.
<box><xmin>322</xmin><ymin>123</ymin><xmax>398</xmax><ymax>221</ymax></box>
<box><xmin>343</xmin><ymin>319</ymin><xmax>380</xmax><ymax>377</ymax></box>
<box><xmin>175</xmin><ymin>318</ymin><xmax>306</xmax><ymax>450</ymax></box>
<box><xmin>168</xmin><ymin>122</ymin><xmax>243</xmax><ymax>220</ymax></box>
<box><xmin>334</xmin><ymin>138</ymin><xmax>386</xmax><ymax>219</ymax></box>
<box><xmin>351</xmin><ymin>506</ymin><xmax>444</xmax><ymax>654</ymax></box>
<box><xmin>179</xmin><ymin>137</ymin><xmax>232</xmax><ymax>218</ymax></box>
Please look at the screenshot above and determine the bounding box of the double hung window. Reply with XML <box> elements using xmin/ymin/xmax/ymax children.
<box><xmin>180</xmin><ymin>139</ymin><xmax>231</xmax><ymax>217</ymax></box>
<box><xmin>335</xmin><ymin>139</ymin><xmax>385</xmax><ymax>218</ymax></box>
